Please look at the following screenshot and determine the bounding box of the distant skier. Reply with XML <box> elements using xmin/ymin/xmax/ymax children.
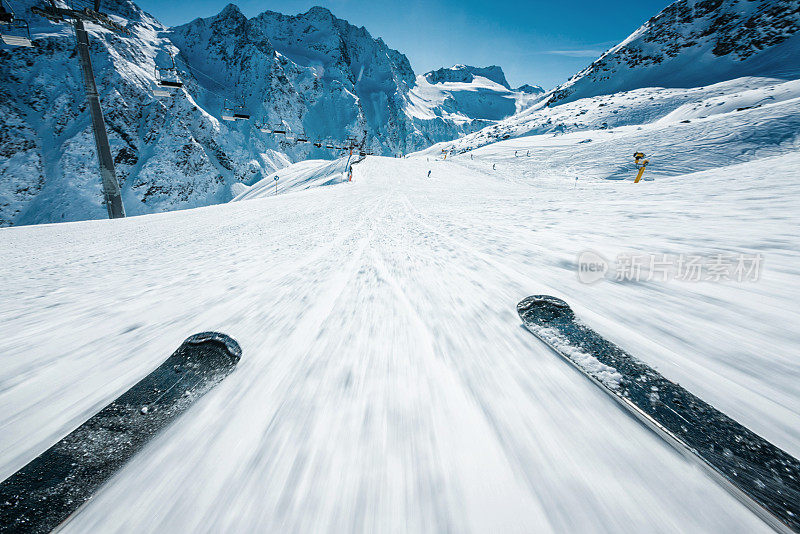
<box><xmin>427</xmin><ymin>170</ymin><xmax>431</xmax><ymax>178</ymax></box>
<box><xmin>492</xmin><ymin>164</ymin><xmax>496</xmax><ymax>170</ymax></box>
<box><xmin>514</xmin><ymin>151</ymin><xmax>518</xmax><ymax>157</ymax></box>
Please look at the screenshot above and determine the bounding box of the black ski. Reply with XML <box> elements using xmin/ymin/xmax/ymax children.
<box><xmin>518</xmin><ymin>296</ymin><xmax>800</xmax><ymax>534</ymax></box>
<box><xmin>0</xmin><ymin>332</ymin><xmax>241</xmax><ymax>534</ymax></box>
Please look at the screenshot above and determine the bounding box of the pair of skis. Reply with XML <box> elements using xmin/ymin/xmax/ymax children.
<box><xmin>0</xmin><ymin>333</ymin><xmax>241</xmax><ymax>534</ymax></box>
<box><xmin>2</xmin><ymin>303</ymin><xmax>799</xmax><ymax>533</ymax></box>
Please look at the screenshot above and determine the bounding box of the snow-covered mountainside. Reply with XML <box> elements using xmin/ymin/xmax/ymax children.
<box><xmin>0</xmin><ymin>2</ymin><xmax>535</xmax><ymax>226</ymax></box>
<box><xmin>168</xmin><ymin>9</ymin><xmax>529</xmax><ymax>157</ymax></box>
<box><xmin>424</xmin><ymin>0</ymin><xmax>800</xmax><ymax>157</ymax></box>
<box><xmin>168</xmin><ymin>5</ymin><xmax>414</xmax><ymax>159</ymax></box>
<box><xmin>0</xmin><ymin>0</ymin><xmax>289</xmax><ymax>226</ymax></box>
<box><xmin>423</xmin><ymin>76</ymin><xmax>800</xmax><ymax>162</ymax></box>
<box><xmin>548</xmin><ymin>0</ymin><xmax>800</xmax><ymax>105</ymax></box>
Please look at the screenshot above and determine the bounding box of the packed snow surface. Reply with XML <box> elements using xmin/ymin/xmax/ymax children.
<box><xmin>1</xmin><ymin>98</ymin><xmax>799</xmax><ymax>532</ymax></box>
<box><xmin>232</xmin><ymin>157</ymin><xmax>353</xmax><ymax>200</ymax></box>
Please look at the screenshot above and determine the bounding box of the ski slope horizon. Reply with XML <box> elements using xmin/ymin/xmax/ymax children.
<box><xmin>1</xmin><ymin>88</ymin><xmax>799</xmax><ymax>529</ymax></box>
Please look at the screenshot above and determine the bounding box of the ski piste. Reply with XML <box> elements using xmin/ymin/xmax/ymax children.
<box><xmin>517</xmin><ymin>295</ymin><xmax>800</xmax><ymax>534</ymax></box>
<box><xmin>0</xmin><ymin>332</ymin><xmax>241</xmax><ymax>534</ymax></box>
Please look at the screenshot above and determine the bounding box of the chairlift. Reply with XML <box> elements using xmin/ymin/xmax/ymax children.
<box><xmin>0</xmin><ymin>1</ymin><xmax>33</xmax><ymax>47</ymax></box>
<box><xmin>295</xmin><ymin>131</ymin><xmax>309</xmax><ymax>143</ymax></box>
<box><xmin>325</xmin><ymin>143</ymin><xmax>336</xmax><ymax>150</ymax></box>
<box><xmin>221</xmin><ymin>98</ymin><xmax>250</xmax><ymax>121</ymax></box>
<box><xmin>154</xmin><ymin>53</ymin><xmax>183</xmax><ymax>97</ymax></box>
<box><xmin>312</xmin><ymin>141</ymin><xmax>323</xmax><ymax>148</ymax></box>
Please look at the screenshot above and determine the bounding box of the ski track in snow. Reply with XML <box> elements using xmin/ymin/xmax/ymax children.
<box><xmin>1</xmin><ymin>136</ymin><xmax>799</xmax><ymax>531</ymax></box>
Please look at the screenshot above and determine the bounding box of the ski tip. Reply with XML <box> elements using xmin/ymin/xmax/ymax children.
<box><xmin>184</xmin><ymin>332</ymin><xmax>242</xmax><ymax>363</ymax></box>
<box><xmin>517</xmin><ymin>295</ymin><xmax>574</xmax><ymax>323</ymax></box>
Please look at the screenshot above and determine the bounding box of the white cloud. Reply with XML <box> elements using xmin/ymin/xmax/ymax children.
<box><xmin>540</xmin><ymin>41</ymin><xmax>619</xmax><ymax>58</ymax></box>
<box><xmin>543</xmin><ymin>48</ymin><xmax>606</xmax><ymax>57</ymax></box>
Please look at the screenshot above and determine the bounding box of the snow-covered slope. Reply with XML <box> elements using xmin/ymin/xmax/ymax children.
<box><xmin>233</xmin><ymin>156</ymin><xmax>354</xmax><ymax>200</ymax></box>
<box><xmin>424</xmin><ymin>76</ymin><xmax>800</xmax><ymax>164</ymax></box>
<box><xmin>0</xmin><ymin>2</ymin><xmax>537</xmax><ymax>227</ymax></box>
<box><xmin>2</xmin><ymin>95</ymin><xmax>799</xmax><ymax>531</ymax></box>
<box><xmin>547</xmin><ymin>0</ymin><xmax>800</xmax><ymax>105</ymax></box>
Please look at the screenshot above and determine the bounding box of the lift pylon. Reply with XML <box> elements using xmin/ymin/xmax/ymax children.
<box><xmin>32</xmin><ymin>0</ymin><xmax>127</xmax><ymax>219</ymax></box>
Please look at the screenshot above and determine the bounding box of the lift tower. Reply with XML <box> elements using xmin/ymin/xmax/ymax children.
<box><xmin>32</xmin><ymin>1</ymin><xmax>126</xmax><ymax>219</ymax></box>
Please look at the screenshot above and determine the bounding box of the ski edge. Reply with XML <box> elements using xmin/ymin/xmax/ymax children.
<box><xmin>518</xmin><ymin>297</ymin><xmax>798</xmax><ymax>534</ymax></box>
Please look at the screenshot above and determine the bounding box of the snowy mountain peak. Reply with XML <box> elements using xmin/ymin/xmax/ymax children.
<box><xmin>515</xmin><ymin>84</ymin><xmax>545</xmax><ymax>95</ymax></box>
<box><xmin>304</xmin><ymin>6</ymin><xmax>336</xmax><ymax>20</ymax></box>
<box><xmin>219</xmin><ymin>3</ymin><xmax>243</xmax><ymax>16</ymax></box>
<box><xmin>425</xmin><ymin>65</ymin><xmax>512</xmax><ymax>90</ymax></box>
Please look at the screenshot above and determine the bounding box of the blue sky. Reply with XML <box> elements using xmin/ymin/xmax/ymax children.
<box><xmin>136</xmin><ymin>0</ymin><xmax>674</xmax><ymax>89</ymax></box>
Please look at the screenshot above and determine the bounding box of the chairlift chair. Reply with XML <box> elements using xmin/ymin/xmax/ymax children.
<box><xmin>312</xmin><ymin>141</ymin><xmax>323</xmax><ymax>148</ymax></box>
<box><xmin>0</xmin><ymin>1</ymin><xmax>33</xmax><ymax>47</ymax></box>
<box><xmin>154</xmin><ymin>54</ymin><xmax>183</xmax><ymax>97</ymax></box>
<box><xmin>295</xmin><ymin>131</ymin><xmax>309</xmax><ymax>143</ymax></box>
<box><xmin>221</xmin><ymin>98</ymin><xmax>250</xmax><ymax>121</ymax></box>
<box><xmin>265</xmin><ymin>122</ymin><xmax>286</xmax><ymax>135</ymax></box>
